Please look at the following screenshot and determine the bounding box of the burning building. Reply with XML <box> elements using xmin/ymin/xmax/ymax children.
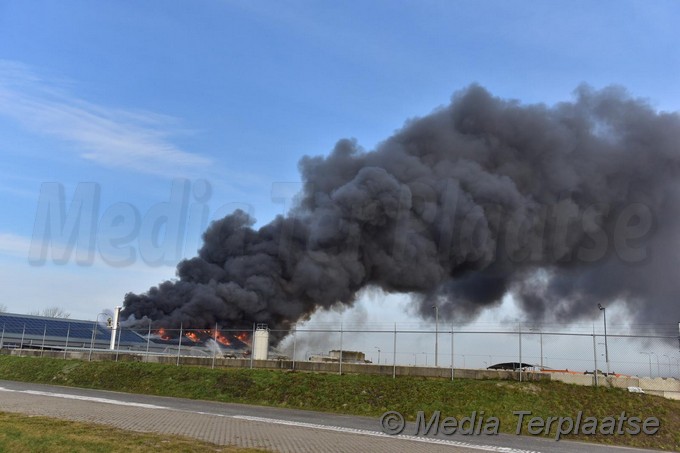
<box><xmin>145</xmin><ymin>326</ymin><xmax>252</xmax><ymax>358</ymax></box>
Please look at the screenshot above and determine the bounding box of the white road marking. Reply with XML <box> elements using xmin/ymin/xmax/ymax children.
<box><xmin>0</xmin><ymin>386</ymin><xmax>168</xmax><ymax>410</ymax></box>
<box><xmin>232</xmin><ymin>415</ymin><xmax>542</xmax><ymax>453</ymax></box>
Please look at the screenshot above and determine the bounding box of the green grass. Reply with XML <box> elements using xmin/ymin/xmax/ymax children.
<box><xmin>0</xmin><ymin>411</ymin><xmax>264</xmax><ymax>452</ymax></box>
<box><xmin>0</xmin><ymin>355</ymin><xmax>678</xmax><ymax>451</ymax></box>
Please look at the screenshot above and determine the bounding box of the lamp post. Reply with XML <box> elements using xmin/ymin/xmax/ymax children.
<box><xmin>640</xmin><ymin>352</ymin><xmax>653</xmax><ymax>377</ymax></box>
<box><xmin>374</xmin><ymin>346</ymin><xmax>381</xmax><ymax>365</ymax></box>
<box><xmin>529</xmin><ymin>327</ymin><xmax>544</xmax><ymax>368</ymax></box>
<box><xmin>597</xmin><ymin>304</ymin><xmax>610</xmax><ymax>375</ymax></box>
<box><xmin>433</xmin><ymin>304</ymin><xmax>439</xmax><ymax>367</ymax></box>
<box><xmin>653</xmin><ymin>353</ymin><xmax>660</xmax><ymax>377</ymax></box>
<box><xmin>663</xmin><ymin>354</ymin><xmax>672</xmax><ymax>376</ymax></box>
<box><xmin>89</xmin><ymin>312</ymin><xmax>110</xmax><ymax>362</ymax></box>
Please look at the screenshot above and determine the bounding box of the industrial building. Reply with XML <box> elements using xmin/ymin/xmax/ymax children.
<box><xmin>308</xmin><ymin>350</ymin><xmax>370</xmax><ymax>364</ymax></box>
<box><xmin>0</xmin><ymin>312</ymin><xmax>273</xmax><ymax>360</ymax></box>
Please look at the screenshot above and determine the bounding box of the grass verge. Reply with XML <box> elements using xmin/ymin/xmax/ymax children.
<box><xmin>0</xmin><ymin>355</ymin><xmax>678</xmax><ymax>451</ymax></box>
<box><xmin>0</xmin><ymin>411</ymin><xmax>264</xmax><ymax>452</ymax></box>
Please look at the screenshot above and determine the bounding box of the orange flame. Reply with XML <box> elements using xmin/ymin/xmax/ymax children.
<box><xmin>156</xmin><ymin>328</ymin><xmax>171</xmax><ymax>340</ymax></box>
<box><xmin>215</xmin><ymin>330</ymin><xmax>232</xmax><ymax>346</ymax></box>
<box><xmin>185</xmin><ymin>331</ymin><xmax>200</xmax><ymax>342</ymax></box>
<box><xmin>152</xmin><ymin>327</ymin><xmax>252</xmax><ymax>348</ymax></box>
<box><xmin>205</xmin><ymin>328</ymin><xmax>232</xmax><ymax>346</ymax></box>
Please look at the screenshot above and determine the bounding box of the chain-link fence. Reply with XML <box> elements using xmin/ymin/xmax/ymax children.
<box><xmin>4</xmin><ymin>320</ymin><xmax>679</xmax><ymax>398</ymax></box>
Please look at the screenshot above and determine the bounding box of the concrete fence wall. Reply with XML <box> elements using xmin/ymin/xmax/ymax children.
<box><xmin>547</xmin><ymin>372</ymin><xmax>680</xmax><ymax>400</ymax></box>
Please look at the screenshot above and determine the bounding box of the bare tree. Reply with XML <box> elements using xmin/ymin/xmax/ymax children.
<box><xmin>28</xmin><ymin>306</ymin><xmax>71</xmax><ymax>318</ymax></box>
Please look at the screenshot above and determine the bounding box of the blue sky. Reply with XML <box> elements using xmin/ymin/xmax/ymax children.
<box><xmin>0</xmin><ymin>1</ymin><xmax>679</xmax><ymax>322</ymax></box>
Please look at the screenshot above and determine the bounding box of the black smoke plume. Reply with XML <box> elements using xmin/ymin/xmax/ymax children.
<box><xmin>122</xmin><ymin>85</ymin><xmax>680</xmax><ymax>340</ymax></box>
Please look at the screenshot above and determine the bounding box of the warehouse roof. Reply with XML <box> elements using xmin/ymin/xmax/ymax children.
<box><xmin>0</xmin><ymin>312</ymin><xmax>147</xmax><ymax>347</ymax></box>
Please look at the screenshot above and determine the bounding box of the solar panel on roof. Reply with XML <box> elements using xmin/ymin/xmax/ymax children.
<box><xmin>0</xmin><ymin>313</ymin><xmax>147</xmax><ymax>346</ymax></box>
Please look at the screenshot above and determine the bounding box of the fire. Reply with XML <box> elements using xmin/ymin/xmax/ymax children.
<box><xmin>185</xmin><ymin>331</ymin><xmax>200</xmax><ymax>342</ymax></box>
<box><xmin>150</xmin><ymin>326</ymin><xmax>249</xmax><ymax>349</ymax></box>
<box><xmin>215</xmin><ymin>330</ymin><xmax>232</xmax><ymax>346</ymax></box>
<box><xmin>235</xmin><ymin>332</ymin><xmax>250</xmax><ymax>343</ymax></box>
<box><xmin>156</xmin><ymin>328</ymin><xmax>171</xmax><ymax>340</ymax></box>
<box><xmin>204</xmin><ymin>328</ymin><xmax>231</xmax><ymax>346</ymax></box>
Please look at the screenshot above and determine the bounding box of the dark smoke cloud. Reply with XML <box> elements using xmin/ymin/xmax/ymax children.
<box><xmin>122</xmin><ymin>85</ymin><xmax>680</xmax><ymax>340</ymax></box>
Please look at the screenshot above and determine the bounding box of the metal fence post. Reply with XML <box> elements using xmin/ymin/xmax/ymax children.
<box><xmin>250</xmin><ymin>323</ymin><xmax>255</xmax><ymax>369</ymax></box>
<box><xmin>115</xmin><ymin>325</ymin><xmax>122</xmax><ymax>362</ymax></box>
<box><xmin>434</xmin><ymin>306</ymin><xmax>439</xmax><ymax>367</ymax></box>
<box><xmin>392</xmin><ymin>323</ymin><xmax>397</xmax><ymax>379</ymax></box>
<box><xmin>292</xmin><ymin>324</ymin><xmax>297</xmax><ymax>371</ymax></box>
<box><xmin>40</xmin><ymin>323</ymin><xmax>46</xmax><ymax>357</ymax></box>
<box><xmin>64</xmin><ymin>323</ymin><xmax>70</xmax><ymax>359</ymax></box>
<box><xmin>451</xmin><ymin>326</ymin><xmax>454</xmax><ymax>381</ymax></box>
<box><xmin>518</xmin><ymin>323</ymin><xmax>523</xmax><ymax>382</ymax></box>
<box><xmin>88</xmin><ymin>321</ymin><xmax>96</xmax><ymax>361</ymax></box>
<box><xmin>592</xmin><ymin>327</ymin><xmax>599</xmax><ymax>388</ymax></box>
<box><xmin>539</xmin><ymin>331</ymin><xmax>544</xmax><ymax>369</ymax></box>
<box><xmin>145</xmin><ymin>323</ymin><xmax>151</xmax><ymax>362</ymax></box>
<box><xmin>339</xmin><ymin>323</ymin><xmax>344</xmax><ymax>376</ymax></box>
<box><xmin>212</xmin><ymin>323</ymin><xmax>218</xmax><ymax>369</ymax></box>
<box><xmin>176</xmin><ymin>324</ymin><xmax>183</xmax><ymax>366</ymax></box>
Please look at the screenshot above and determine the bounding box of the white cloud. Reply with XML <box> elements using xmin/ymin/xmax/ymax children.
<box><xmin>0</xmin><ymin>60</ymin><xmax>210</xmax><ymax>175</ymax></box>
<box><xmin>0</xmin><ymin>232</ymin><xmax>32</xmax><ymax>258</ymax></box>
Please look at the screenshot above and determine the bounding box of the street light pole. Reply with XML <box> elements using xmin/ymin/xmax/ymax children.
<box><xmin>374</xmin><ymin>346</ymin><xmax>381</xmax><ymax>365</ymax></box>
<box><xmin>529</xmin><ymin>327</ymin><xmax>544</xmax><ymax>369</ymax></box>
<box><xmin>640</xmin><ymin>352</ymin><xmax>653</xmax><ymax>377</ymax></box>
<box><xmin>433</xmin><ymin>304</ymin><xmax>439</xmax><ymax>367</ymax></box>
<box><xmin>663</xmin><ymin>354</ymin><xmax>671</xmax><ymax>376</ymax></box>
<box><xmin>653</xmin><ymin>353</ymin><xmax>660</xmax><ymax>377</ymax></box>
<box><xmin>598</xmin><ymin>304</ymin><xmax>610</xmax><ymax>375</ymax></box>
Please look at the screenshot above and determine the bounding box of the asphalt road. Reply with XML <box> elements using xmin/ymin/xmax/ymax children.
<box><xmin>0</xmin><ymin>379</ymin><xmax>662</xmax><ymax>453</ymax></box>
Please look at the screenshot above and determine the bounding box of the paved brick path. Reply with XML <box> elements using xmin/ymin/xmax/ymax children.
<box><xmin>0</xmin><ymin>387</ymin><xmax>496</xmax><ymax>452</ymax></box>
